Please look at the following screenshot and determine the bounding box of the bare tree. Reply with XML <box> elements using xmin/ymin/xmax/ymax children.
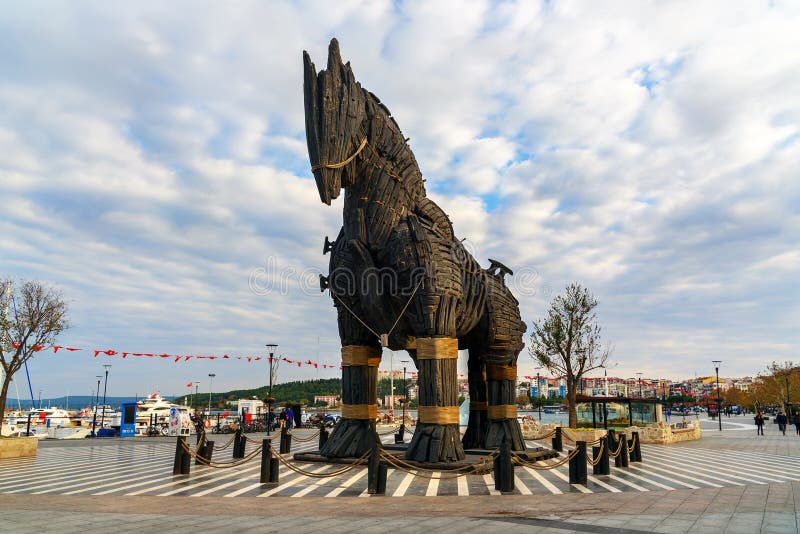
<box><xmin>0</xmin><ymin>279</ymin><xmax>69</xmax><ymax>416</ymax></box>
<box><xmin>528</xmin><ymin>283</ymin><xmax>610</xmax><ymax>428</ymax></box>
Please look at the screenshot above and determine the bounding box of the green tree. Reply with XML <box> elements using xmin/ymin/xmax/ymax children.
<box><xmin>1</xmin><ymin>280</ymin><xmax>69</xmax><ymax>416</ymax></box>
<box><xmin>528</xmin><ymin>283</ymin><xmax>610</xmax><ymax>428</ymax></box>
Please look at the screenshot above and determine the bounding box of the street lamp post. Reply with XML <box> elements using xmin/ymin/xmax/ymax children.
<box><xmin>399</xmin><ymin>360</ymin><xmax>409</xmax><ymax>440</ymax></box>
<box><xmin>100</xmin><ymin>364</ymin><xmax>111</xmax><ymax>430</ymax></box>
<box><xmin>266</xmin><ymin>344</ymin><xmax>278</xmax><ymax>436</ymax></box>
<box><xmin>208</xmin><ymin>373</ymin><xmax>216</xmax><ymax>416</ymax></box>
<box><xmin>91</xmin><ymin>375</ymin><xmax>101</xmax><ymax>438</ymax></box>
<box><xmin>785</xmin><ymin>372</ymin><xmax>791</xmax><ymax>416</ymax></box>
<box><xmin>712</xmin><ymin>360</ymin><xmax>722</xmax><ymax>432</ymax></box>
<box><xmin>535</xmin><ymin>367</ymin><xmax>542</xmax><ymax>421</ymax></box>
<box><xmin>636</xmin><ymin>372</ymin><xmax>643</xmax><ymax>398</ymax></box>
<box><xmin>194</xmin><ymin>383</ymin><xmax>200</xmax><ymax>412</ymax></box>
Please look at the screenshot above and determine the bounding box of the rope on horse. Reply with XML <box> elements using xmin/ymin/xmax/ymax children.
<box><xmin>311</xmin><ymin>138</ymin><xmax>367</xmax><ymax>171</ymax></box>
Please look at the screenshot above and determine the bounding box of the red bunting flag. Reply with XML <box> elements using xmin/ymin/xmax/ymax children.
<box><xmin>53</xmin><ymin>345</ymin><xmax>62</xmax><ymax>353</ymax></box>
<box><xmin>186</xmin><ymin>382</ymin><xmax>193</xmax><ymax>387</ymax></box>
<box><xmin>12</xmin><ymin>342</ymin><xmax>21</xmax><ymax>348</ymax></box>
<box><xmin>122</xmin><ymin>352</ymin><xmax>129</xmax><ymax>358</ymax></box>
<box><xmin>65</xmin><ymin>347</ymin><xmax>81</xmax><ymax>351</ymax></box>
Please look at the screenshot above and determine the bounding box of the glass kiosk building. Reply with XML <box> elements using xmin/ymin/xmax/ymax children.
<box><xmin>575</xmin><ymin>395</ymin><xmax>664</xmax><ymax>429</ymax></box>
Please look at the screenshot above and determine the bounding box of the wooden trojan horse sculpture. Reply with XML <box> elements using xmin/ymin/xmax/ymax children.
<box><xmin>304</xmin><ymin>39</ymin><xmax>527</xmax><ymax>463</ymax></box>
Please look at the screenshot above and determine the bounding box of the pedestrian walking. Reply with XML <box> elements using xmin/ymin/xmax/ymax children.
<box><xmin>777</xmin><ymin>411</ymin><xmax>788</xmax><ymax>435</ymax></box>
<box><xmin>793</xmin><ymin>414</ymin><xmax>800</xmax><ymax>436</ymax></box>
<box><xmin>755</xmin><ymin>411</ymin><xmax>765</xmax><ymax>436</ymax></box>
<box><xmin>286</xmin><ymin>405</ymin><xmax>294</xmax><ymax>430</ymax></box>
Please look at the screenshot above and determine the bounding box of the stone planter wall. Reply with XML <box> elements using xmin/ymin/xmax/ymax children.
<box><xmin>520</xmin><ymin>419</ymin><xmax>702</xmax><ymax>445</ymax></box>
<box><xmin>0</xmin><ymin>436</ymin><xmax>38</xmax><ymax>459</ymax></box>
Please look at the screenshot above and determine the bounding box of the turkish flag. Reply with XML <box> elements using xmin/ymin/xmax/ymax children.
<box><xmin>186</xmin><ymin>382</ymin><xmax>193</xmax><ymax>387</ymax></box>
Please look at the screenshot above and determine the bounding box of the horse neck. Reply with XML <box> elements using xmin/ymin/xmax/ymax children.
<box><xmin>342</xmin><ymin>102</ymin><xmax>427</xmax><ymax>248</ymax></box>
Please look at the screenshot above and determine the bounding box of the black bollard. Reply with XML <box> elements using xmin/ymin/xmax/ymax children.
<box><xmin>180</xmin><ymin>441</ymin><xmax>191</xmax><ymax>475</ymax></box>
<box><xmin>260</xmin><ymin>438</ymin><xmax>272</xmax><ymax>484</ymax></box>
<box><xmin>592</xmin><ymin>436</ymin><xmax>611</xmax><ymax>475</ymax></box>
<box><xmin>569</xmin><ymin>440</ymin><xmax>587</xmax><ymax>485</ymax></box>
<box><xmin>630</xmin><ymin>432</ymin><xmax>642</xmax><ymax>463</ymax></box>
<box><xmin>395</xmin><ymin>423</ymin><xmax>405</xmax><ymax>444</ymax></box>
<box><xmin>195</xmin><ymin>440</ymin><xmax>206</xmax><ymax>466</ymax></box>
<box><xmin>368</xmin><ymin>437</ymin><xmax>384</xmax><ymax>494</ymax></box>
<box><xmin>233</xmin><ymin>427</ymin><xmax>244</xmax><ymax>459</ymax></box>
<box><xmin>319</xmin><ymin>426</ymin><xmax>329</xmax><ymax>451</ymax></box>
<box><xmin>552</xmin><ymin>427</ymin><xmax>563</xmax><ymax>452</ymax></box>
<box><xmin>280</xmin><ymin>426</ymin><xmax>292</xmax><ymax>454</ymax></box>
<box><xmin>619</xmin><ymin>433</ymin><xmax>629</xmax><ymax>467</ymax></box>
<box><xmin>493</xmin><ymin>442</ymin><xmax>515</xmax><ymax>493</ymax></box>
<box><xmin>595</xmin><ymin>434</ymin><xmax>611</xmax><ymax>476</ymax></box>
<box><xmin>173</xmin><ymin>436</ymin><xmax>186</xmax><ymax>475</ymax></box>
<box><xmin>203</xmin><ymin>440</ymin><xmax>214</xmax><ymax>463</ymax></box>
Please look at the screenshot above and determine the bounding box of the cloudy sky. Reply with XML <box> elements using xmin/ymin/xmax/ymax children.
<box><xmin>2</xmin><ymin>1</ymin><xmax>798</xmax><ymax>400</ymax></box>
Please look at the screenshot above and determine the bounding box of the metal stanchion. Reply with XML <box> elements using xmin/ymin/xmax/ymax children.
<box><xmin>203</xmin><ymin>440</ymin><xmax>214</xmax><ymax>463</ymax></box>
<box><xmin>280</xmin><ymin>424</ymin><xmax>291</xmax><ymax>454</ymax></box>
<box><xmin>619</xmin><ymin>433</ymin><xmax>629</xmax><ymax>467</ymax></box>
<box><xmin>630</xmin><ymin>432</ymin><xmax>642</xmax><ymax>463</ymax></box>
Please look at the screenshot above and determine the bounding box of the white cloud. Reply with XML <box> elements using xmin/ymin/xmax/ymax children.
<box><xmin>1</xmin><ymin>1</ymin><xmax>799</xmax><ymax>396</ymax></box>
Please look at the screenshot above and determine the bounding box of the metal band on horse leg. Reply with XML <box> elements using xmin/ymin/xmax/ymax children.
<box><xmin>486</xmin><ymin>364</ymin><xmax>517</xmax><ymax>381</ymax></box>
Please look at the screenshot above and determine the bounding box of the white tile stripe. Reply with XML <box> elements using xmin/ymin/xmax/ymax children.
<box><xmin>548</xmin><ymin>465</ymin><xmax>592</xmax><ymax>493</ymax></box>
<box><xmin>391</xmin><ymin>472</ymin><xmax>416</xmax><ymax>497</ymax></box>
<box><xmin>456</xmin><ymin>472</ymin><xmax>469</xmax><ymax>496</ymax></box>
<box><xmin>425</xmin><ymin>472</ymin><xmax>440</xmax><ymax>497</ymax></box>
<box><xmin>257</xmin><ymin>464</ymin><xmax>331</xmax><ymax>497</ymax></box>
<box><xmin>324</xmin><ymin>468</ymin><xmax>367</xmax><ymax>498</ymax></box>
<box><xmin>614</xmin><ymin>468</ymin><xmax>674</xmax><ymax>490</ymax></box>
<box><xmin>644</xmin><ymin>450</ymin><xmax>772</xmax><ymax>485</ymax></box>
<box><xmin>640</xmin><ymin>452</ymin><xmax>746</xmax><ymax>486</ymax></box>
<box><xmin>29</xmin><ymin>456</ymin><xmax>170</xmax><ymax>494</ymax></box>
<box><xmin>587</xmin><ymin>475</ymin><xmax>621</xmax><ymax>493</ymax></box>
<box><xmin>652</xmin><ymin>447</ymin><xmax>800</xmax><ymax>480</ymax></box>
<box><xmin>628</xmin><ymin>464</ymin><xmax>699</xmax><ymax>489</ymax></box>
<box><xmin>608</xmin><ymin>474</ymin><xmax>649</xmax><ymax>492</ymax></box>
<box><xmin>482</xmin><ymin>473</ymin><xmax>501</xmax><ymax>496</ymax></box>
<box><xmin>522</xmin><ymin>466</ymin><xmax>562</xmax><ymax>494</ymax></box>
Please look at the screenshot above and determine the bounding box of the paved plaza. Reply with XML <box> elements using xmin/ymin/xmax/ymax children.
<box><xmin>1</xmin><ymin>417</ymin><xmax>799</xmax><ymax>533</ymax></box>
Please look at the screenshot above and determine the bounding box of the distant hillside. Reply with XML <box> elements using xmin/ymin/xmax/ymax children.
<box><xmin>6</xmin><ymin>376</ymin><xmax>412</xmax><ymax>410</ymax></box>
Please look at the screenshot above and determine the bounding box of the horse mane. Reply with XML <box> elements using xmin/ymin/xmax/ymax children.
<box><xmin>360</xmin><ymin>88</ymin><xmax>427</xmax><ymax>201</ymax></box>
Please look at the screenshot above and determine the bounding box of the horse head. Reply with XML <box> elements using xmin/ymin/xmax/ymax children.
<box><xmin>303</xmin><ymin>38</ymin><xmax>367</xmax><ymax>205</ymax></box>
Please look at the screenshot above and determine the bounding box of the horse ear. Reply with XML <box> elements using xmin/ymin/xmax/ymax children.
<box><xmin>327</xmin><ymin>38</ymin><xmax>342</xmax><ymax>72</ymax></box>
<box><xmin>303</xmin><ymin>51</ymin><xmax>320</xmax><ymax>165</ymax></box>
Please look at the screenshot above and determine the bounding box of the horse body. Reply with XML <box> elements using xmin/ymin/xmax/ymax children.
<box><xmin>305</xmin><ymin>39</ymin><xmax>526</xmax><ymax>462</ymax></box>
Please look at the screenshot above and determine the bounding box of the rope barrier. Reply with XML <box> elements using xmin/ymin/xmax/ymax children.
<box><xmin>607</xmin><ymin>437</ymin><xmax>625</xmax><ymax>458</ymax></box>
<box><xmin>586</xmin><ymin>440</ymin><xmax>605</xmax><ymax>466</ymax></box>
<box><xmin>511</xmin><ymin>446</ymin><xmax>580</xmax><ymax>470</ymax></box>
<box><xmin>378</xmin><ymin>451</ymin><xmax>489</xmax><ymax>480</ymax></box>
<box><xmin>274</xmin><ymin>451</ymin><xmax>370</xmax><ymax>478</ymax></box>
<box><xmin>376</xmin><ymin>444</ymin><xmax>498</xmax><ymax>473</ymax></box>
<box><xmin>626</xmin><ymin>434</ymin><xmax>638</xmax><ymax>454</ymax></box>
<box><xmin>287</xmin><ymin>430</ymin><xmax>321</xmax><ymax>442</ymax></box>
<box><xmin>245</xmin><ymin>433</ymin><xmax>280</xmax><ymax>444</ymax></box>
<box><xmin>180</xmin><ymin>440</ymin><xmax>263</xmax><ymax>468</ymax></box>
<box><xmin>213</xmin><ymin>434</ymin><xmax>236</xmax><ymax>451</ymax></box>
<box><xmin>376</xmin><ymin>425</ymin><xmax>400</xmax><ymax>436</ymax></box>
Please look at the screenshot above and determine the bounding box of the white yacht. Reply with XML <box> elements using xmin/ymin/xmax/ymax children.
<box><xmin>135</xmin><ymin>393</ymin><xmax>192</xmax><ymax>435</ymax></box>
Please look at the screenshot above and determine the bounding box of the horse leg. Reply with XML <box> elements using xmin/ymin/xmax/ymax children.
<box><xmin>461</xmin><ymin>350</ymin><xmax>488</xmax><ymax>449</ymax></box>
<box><xmin>405</xmin><ymin>334</ymin><xmax>465</xmax><ymax>462</ymax></box>
<box><xmin>320</xmin><ymin>239</ymin><xmax>382</xmax><ymax>458</ymax></box>
<box><xmin>483</xmin><ymin>360</ymin><xmax>525</xmax><ymax>451</ymax></box>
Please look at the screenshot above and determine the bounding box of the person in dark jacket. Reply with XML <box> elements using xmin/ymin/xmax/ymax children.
<box><xmin>776</xmin><ymin>411</ymin><xmax>788</xmax><ymax>435</ymax></box>
<box><xmin>755</xmin><ymin>411</ymin><xmax>765</xmax><ymax>436</ymax></box>
<box><xmin>793</xmin><ymin>414</ymin><xmax>800</xmax><ymax>436</ymax></box>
